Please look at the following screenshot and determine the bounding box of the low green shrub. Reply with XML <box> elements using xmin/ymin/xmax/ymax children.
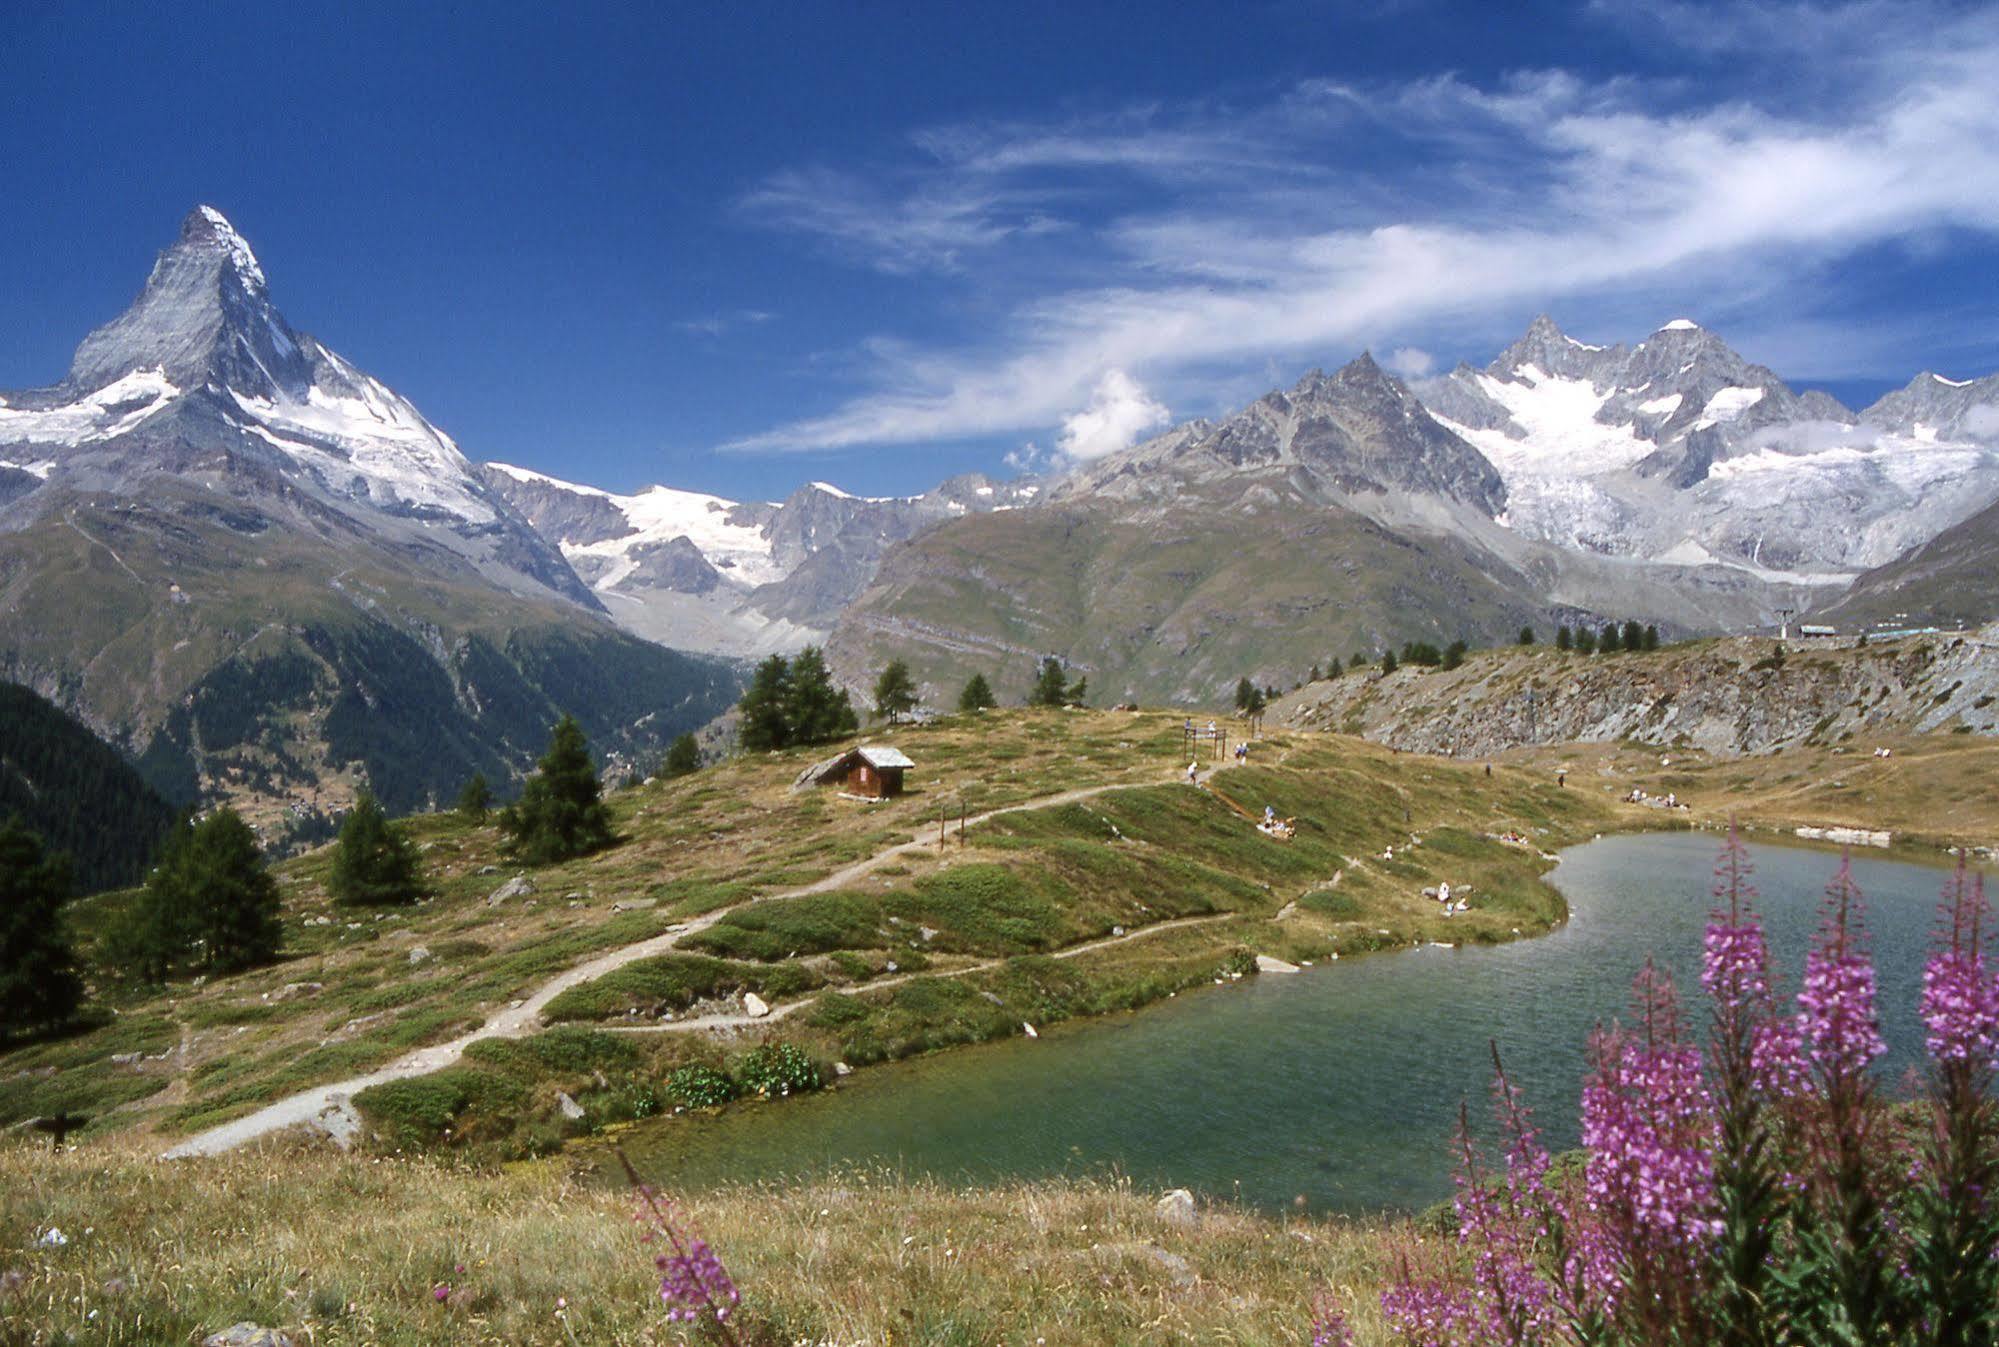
<box><xmin>665</xmin><ymin>1062</ymin><xmax>737</xmax><ymax>1109</ymax></box>
<box><xmin>734</xmin><ymin>1042</ymin><xmax>822</xmax><ymax>1099</ymax></box>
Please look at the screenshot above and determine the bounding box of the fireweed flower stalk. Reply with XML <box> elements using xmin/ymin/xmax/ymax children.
<box><xmin>616</xmin><ymin>1148</ymin><xmax>742</xmax><ymax>1343</ymax></box>
<box><xmin>1908</xmin><ymin>859</ymin><xmax>1999</xmax><ymax>1347</ymax></box>
<box><xmin>1700</xmin><ymin>827</ymin><xmax>1789</xmax><ymax>1347</ymax></box>
<box><xmin>1784</xmin><ymin>854</ymin><xmax>1910</xmax><ymax>1343</ymax></box>
<box><xmin>1576</xmin><ymin>964</ymin><xmax>1718</xmax><ymax>1340</ymax></box>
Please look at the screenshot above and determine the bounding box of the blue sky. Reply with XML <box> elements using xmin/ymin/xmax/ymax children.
<box><xmin>5</xmin><ymin>0</ymin><xmax>1999</xmax><ymax>500</ymax></box>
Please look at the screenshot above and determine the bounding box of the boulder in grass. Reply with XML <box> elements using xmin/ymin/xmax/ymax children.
<box><xmin>1155</xmin><ymin>1188</ymin><xmax>1198</xmax><ymax>1227</ymax></box>
<box><xmin>486</xmin><ymin>874</ymin><xmax>534</xmax><ymax>906</ymax></box>
<box><xmin>203</xmin><ymin>1327</ymin><xmax>294</xmax><ymax>1347</ymax></box>
<box><xmin>742</xmin><ymin>992</ymin><xmax>771</xmax><ymax>1019</ymax></box>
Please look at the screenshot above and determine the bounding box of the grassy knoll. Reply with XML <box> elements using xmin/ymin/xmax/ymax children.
<box><xmin>2</xmin><ymin>709</ymin><xmax>1625</xmax><ymax>1157</ymax></box>
<box><xmin>0</xmin><ymin>1136</ymin><xmax>1401</xmax><ymax>1346</ymax></box>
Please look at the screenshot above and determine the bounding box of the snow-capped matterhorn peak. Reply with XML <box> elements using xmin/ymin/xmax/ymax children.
<box><xmin>184</xmin><ymin>204</ymin><xmax>267</xmax><ymax>289</ymax></box>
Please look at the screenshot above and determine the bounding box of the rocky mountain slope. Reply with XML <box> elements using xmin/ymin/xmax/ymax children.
<box><xmin>826</xmin><ymin>352</ymin><xmax>1835</xmax><ymax>705</ymax></box>
<box><xmin>1413</xmin><ymin>316</ymin><xmax>1999</xmax><ymax>580</ymax></box>
<box><xmin>480</xmin><ymin>464</ymin><xmax>1037</xmax><ymax>656</ymax></box>
<box><xmin>0</xmin><ymin>208</ymin><xmax>738</xmax><ymax>821</ymax></box>
<box><xmin>1272</xmin><ymin>630</ymin><xmax>1999</xmax><ymax>758</ymax></box>
<box><xmin>820</xmin><ymin>317</ymin><xmax>1999</xmax><ymax>707</ymax></box>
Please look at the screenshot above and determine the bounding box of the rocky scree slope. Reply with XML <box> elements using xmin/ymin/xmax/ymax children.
<box><xmin>1272</xmin><ymin>630</ymin><xmax>1999</xmax><ymax>758</ymax></box>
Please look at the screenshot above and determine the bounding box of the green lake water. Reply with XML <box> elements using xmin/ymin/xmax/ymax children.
<box><xmin>620</xmin><ymin>832</ymin><xmax>1979</xmax><ymax>1213</ymax></box>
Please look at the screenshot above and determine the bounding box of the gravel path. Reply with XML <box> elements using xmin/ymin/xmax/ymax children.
<box><xmin>162</xmin><ymin>761</ymin><xmax>1243</xmax><ymax>1159</ymax></box>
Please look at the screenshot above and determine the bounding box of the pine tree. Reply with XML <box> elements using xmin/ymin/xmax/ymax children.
<box><xmin>1029</xmin><ymin>657</ymin><xmax>1071</xmax><ymax>707</ymax></box>
<box><xmin>1622</xmin><ymin>619</ymin><xmax>1645</xmax><ymax>652</ymax></box>
<box><xmin>1643</xmin><ymin>624</ymin><xmax>1660</xmax><ymax>651</ymax></box>
<box><xmin>785</xmin><ymin>647</ymin><xmax>858</xmax><ymax>746</ymax></box>
<box><xmin>1381</xmin><ymin>649</ymin><xmax>1399</xmax><ymax>674</ymax></box>
<box><xmin>1575</xmin><ymin>627</ymin><xmax>1596</xmax><ymax>654</ymax></box>
<box><xmin>662</xmin><ymin>733</ymin><xmax>701</xmax><ymax>778</ymax></box>
<box><xmin>1443</xmin><ymin>639</ymin><xmax>1469</xmax><ymax>670</ymax></box>
<box><xmin>957</xmin><ymin>673</ymin><xmax>997</xmax><ymax>712</ymax></box>
<box><xmin>328</xmin><ymin>792</ymin><xmax>426</xmax><ymax>906</ymax></box>
<box><xmin>1556</xmin><ymin>625</ymin><xmax>1573</xmax><ymax>651</ymax></box>
<box><xmin>124</xmin><ymin>809</ymin><xmax>283</xmax><ymax>978</ymax></box>
<box><xmin>0</xmin><ymin>819</ymin><xmax>83</xmax><ymax>1037</ymax></box>
<box><xmin>737</xmin><ymin>654</ymin><xmax>793</xmax><ymax>753</ymax></box>
<box><xmin>872</xmin><ymin>660</ymin><xmax>919</xmax><ymax>725</ymax></box>
<box><xmin>1234</xmin><ymin>677</ymin><xmax>1261</xmax><ymax>713</ymax></box>
<box><xmin>1308</xmin><ymin>663</ymin><xmax>1322</xmax><ymax>683</ymax></box>
<box><xmin>1519</xmin><ymin>626</ymin><xmax>1536</xmax><ymax>646</ymax></box>
<box><xmin>456</xmin><ymin>771</ymin><xmax>493</xmax><ymax>821</ymax></box>
<box><xmin>500</xmin><ymin>715</ymin><xmax>615</xmax><ymax>865</ymax></box>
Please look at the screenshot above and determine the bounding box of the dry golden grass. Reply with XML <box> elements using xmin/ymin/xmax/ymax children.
<box><xmin>0</xmin><ymin>1136</ymin><xmax>1407</xmax><ymax>1346</ymax></box>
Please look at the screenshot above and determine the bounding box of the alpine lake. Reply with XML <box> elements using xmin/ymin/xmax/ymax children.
<box><xmin>616</xmin><ymin>832</ymin><xmax>1982</xmax><ymax>1214</ymax></box>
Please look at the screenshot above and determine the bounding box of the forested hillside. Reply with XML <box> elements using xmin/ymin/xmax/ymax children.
<box><xmin>0</xmin><ymin>682</ymin><xmax>179</xmax><ymax>892</ymax></box>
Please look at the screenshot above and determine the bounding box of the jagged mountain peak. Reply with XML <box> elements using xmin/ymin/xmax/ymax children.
<box><xmin>179</xmin><ymin>205</ymin><xmax>267</xmax><ymax>289</ymax></box>
<box><xmin>65</xmin><ymin>204</ymin><xmax>302</xmax><ymax>400</ymax></box>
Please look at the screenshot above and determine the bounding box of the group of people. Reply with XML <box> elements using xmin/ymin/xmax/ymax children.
<box><xmin>1623</xmin><ymin>786</ymin><xmax>1687</xmax><ymax>810</ymax></box>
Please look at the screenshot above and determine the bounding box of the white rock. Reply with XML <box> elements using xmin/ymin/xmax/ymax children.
<box><xmin>407</xmin><ymin>945</ymin><xmax>432</xmax><ymax>966</ymax></box>
<box><xmin>1254</xmin><ymin>954</ymin><xmax>1300</xmax><ymax>974</ymax></box>
<box><xmin>1154</xmin><ymin>1189</ymin><xmax>1198</xmax><ymax>1227</ymax></box>
<box><xmin>1022</xmin><ymin>1022</ymin><xmax>1038</xmax><ymax>1038</ymax></box>
<box><xmin>743</xmin><ymin>993</ymin><xmax>771</xmax><ymax>1019</ymax></box>
<box><xmin>556</xmin><ymin>1091</ymin><xmax>586</xmax><ymax>1121</ymax></box>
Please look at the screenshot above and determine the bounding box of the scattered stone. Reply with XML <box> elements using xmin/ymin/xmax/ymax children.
<box><xmin>1275</xmin><ymin>901</ymin><xmax>1297</xmax><ymax>920</ymax></box>
<box><xmin>313</xmin><ymin>1094</ymin><xmax>361</xmax><ymax>1150</ymax></box>
<box><xmin>611</xmin><ymin>898</ymin><xmax>657</xmax><ymax>912</ymax></box>
<box><xmin>203</xmin><ymin>1326</ymin><xmax>294</xmax><ymax>1347</ymax></box>
<box><xmin>1022</xmin><ymin>1022</ymin><xmax>1038</xmax><ymax>1039</ymax></box>
<box><xmin>486</xmin><ymin>874</ymin><xmax>535</xmax><ymax>906</ymax></box>
<box><xmin>1111</xmin><ymin>925</ymin><xmax>1126</xmax><ymax>937</ymax></box>
<box><xmin>407</xmin><ymin>945</ymin><xmax>432</xmax><ymax>966</ymax></box>
<box><xmin>1155</xmin><ymin>1189</ymin><xmax>1198</xmax><ymax>1227</ymax></box>
<box><xmin>476</xmin><ymin>864</ymin><xmax>500</xmax><ymax>875</ymax></box>
<box><xmin>1254</xmin><ymin>954</ymin><xmax>1300</xmax><ymax>974</ymax></box>
<box><xmin>1422</xmin><ymin>886</ymin><xmax>1439</xmax><ymax>899</ymax></box>
<box><xmin>742</xmin><ymin>992</ymin><xmax>771</xmax><ymax>1019</ymax></box>
<box><xmin>918</xmin><ymin>925</ymin><xmax>939</xmax><ymax>942</ymax></box>
<box><xmin>834</xmin><ymin>1061</ymin><xmax>853</xmax><ymax>1077</ymax></box>
<box><xmin>110</xmin><ymin>1052</ymin><xmax>142</xmax><ymax>1066</ymax></box>
<box><xmin>979</xmin><ymin>991</ymin><xmax>1005</xmax><ymax>1006</ymax></box>
<box><xmin>556</xmin><ymin>1091</ymin><xmax>586</xmax><ymax>1121</ymax></box>
<box><xmin>1089</xmin><ymin>1242</ymin><xmax>1196</xmax><ymax>1288</ymax></box>
<box><xmin>305</xmin><ymin>915</ymin><xmax>333</xmax><ymax>927</ymax></box>
<box><xmin>565</xmin><ymin>892</ymin><xmax>584</xmax><ymax>902</ymax></box>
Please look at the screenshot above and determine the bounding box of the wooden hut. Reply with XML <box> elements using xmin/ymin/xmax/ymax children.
<box><xmin>791</xmin><ymin>745</ymin><xmax>914</xmax><ymax>800</ymax></box>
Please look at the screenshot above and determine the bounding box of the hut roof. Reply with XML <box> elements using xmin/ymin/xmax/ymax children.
<box><xmin>791</xmin><ymin>744</ymin><xmax>914</xmax><ymax>790</ymax></box>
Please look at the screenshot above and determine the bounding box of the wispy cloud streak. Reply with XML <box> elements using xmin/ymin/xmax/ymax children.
<box><xmin>729</xmin><ymin>2</ymin><xmax>1999</xmax><ymax>454</ymax></box>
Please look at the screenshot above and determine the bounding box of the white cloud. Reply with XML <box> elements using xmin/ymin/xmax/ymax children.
<box><xmin>1056</xmin><ymin>370</ymin><xmax>1171</xmax><ymax>461</ymax></box>
<box><xmin>1384</xmin><ymin>347</ymin><xmax>1435</xmax><ymax>378</ymax></box>
<box><xmin>726</xmin><ymin>2</ymin><xmax>1999</xmax><ymax>453</ymax></box>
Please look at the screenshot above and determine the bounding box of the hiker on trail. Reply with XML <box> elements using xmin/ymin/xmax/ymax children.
<box><xmin>1557</xmin><ymin>768</ymin><xmax>1567</xmax><ymax>788</ymax></box>
<box><xmin>1187</xmin><ymin>760</ymin><xmax>1200</xmax><ymax>784</ymax></box>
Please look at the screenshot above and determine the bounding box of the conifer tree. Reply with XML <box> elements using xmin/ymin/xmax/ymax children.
<box><xmin>1556</xmin><ymin>624</ymin><xmax>1573</xmax><ymax>651</ymax></box>
<box><xmin>736</xmin><ymin>655</ymin><xmax>793</xmax><ymax>753</ymax></box>
<box><xmin>662</xmin><ymin>733</ymin><xmax>701</xmax><ymax>778</ymax></box>
<box><xmin>1622</xmin><ymin>619</ymin><xmax>1645</xmax><ymax>652</ymax></box>
<box><xmin>500</xmin><ymin>715</ymin><xmax>615</xmax><ymax>865</ymax></box>
<box><xmin>957</xmin><ymin>673</ymin><xmax>997</xmax><ymax>712</ymax></box>
<box><xmin>329</xmin><ymin>791</ymin><xmax>426</xmax><ymax>906</ymax></box>
<box><xmin>872</xmin><ymin>660</ymin><xmax>918</xmax><ymax>725</ymax></box>
<box><xmin>1029</xmin><ymin>657</ymin><xmax>1070</xmax><ymax>707</ymax></box>
<box><xmin>1643</xmin><ymin>624</ymin><xmax>1660</xmax><ymax>651</ymax></box>
<box><xmin>456</xmin><ymin>771</ymin><xmax>493</xmax><ymax>821</ymax></box>
<box><xmin>785</xmin><ymin>647</ymin><xmax>859</xmax><ymax>745</ymax></box>
<box><xmin>0</xmin><ymin>819</ymin><xmax>83</xmax><ymax>1036</ymax></box>
<box><xmin>123</xmin><ymin>809</ymin><xmax>283</xmax><ymax>979</ymax></box>
<box><xmin>1234</xmin><ymin>677</ymin><xmax>1265</xmax><ymax>713</ymax></box>
<box><xmin>1519</xmin><ymin>625</ymin><xmax>1536</xmax><ymax>645</ymax></box>
<box><xmin>1381</xmin><ymin>649</ymin><xmax>1399</xmax><ymax>674</ymax></box>
<box><xmin>1575</xmin><ymin>627</ymin><xmax>1596</xmax><ymax>654</ymax></box>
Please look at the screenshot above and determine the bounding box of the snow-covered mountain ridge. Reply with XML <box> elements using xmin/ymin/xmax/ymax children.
<box><xmin>478</xmin><ymin>460</ymin><xmax>1039</xmax><ymax>657</ymax></box>
<box><xmin>1412</xmin><ymin>316</ymin><xmax>1999</xmax><ymax>581</ymax></box>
